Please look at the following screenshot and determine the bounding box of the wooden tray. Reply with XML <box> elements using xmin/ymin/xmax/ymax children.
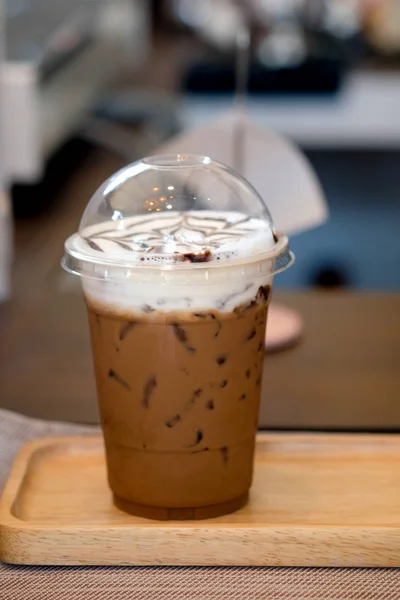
<box><xmin>1</xmin><ymin>433</ymin><xmax>400</xmax><ymax>567</ymax></box>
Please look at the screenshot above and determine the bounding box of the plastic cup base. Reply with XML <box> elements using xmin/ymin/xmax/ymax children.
<box><xmin>113</xmin><ymin>492</ymin><xmax>249</xmax><ymax>520</ymax></box>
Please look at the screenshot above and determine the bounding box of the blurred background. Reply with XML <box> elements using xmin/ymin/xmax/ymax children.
<box><xmin>0</xmin><ymin>0</ymin><xmax>399</xmax><ymax>425</ymax></box>
<box><xmin>2</xmin><ymin>0</ymin><xmax>400</xmax><ymax>290</ymax></box>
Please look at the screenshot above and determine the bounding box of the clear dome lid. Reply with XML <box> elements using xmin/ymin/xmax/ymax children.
<box><xmin>62</xmin><ymin>154</ymin><xmax>293</xmax><ymax>280</ymax></box>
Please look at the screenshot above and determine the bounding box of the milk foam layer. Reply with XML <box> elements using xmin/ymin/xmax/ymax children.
<box><xmin>83</xmin><ymin>273</ymin><xmax>273</xmax><ymax>315</ymax></box>
<box><xmin>74</xmin><ymin>210</ymin><xmax>275</xmax><ymax>314</ymax></box>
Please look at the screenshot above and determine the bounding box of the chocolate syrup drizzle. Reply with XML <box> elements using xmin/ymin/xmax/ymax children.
<box><xmin>83</xmin><ymin>212</ymin><xmax>259</xmax><ymax>262</ymax></box>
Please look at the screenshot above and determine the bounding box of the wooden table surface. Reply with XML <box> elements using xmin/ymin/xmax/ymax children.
<box><xmin>0</xmin><ymin>147</ymin><xmax>399</xmax><ymax>429</ymax></box>
<box><xmin>1</xmin><ymin>285</ymin><xmax>399</xmax><ymax>429</ymax></box>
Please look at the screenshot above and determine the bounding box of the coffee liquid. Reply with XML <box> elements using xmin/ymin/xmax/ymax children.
<box><xmin>87</xmin><ymin>287</ymin><xmax>270</xmax><ymax>519</ymax></box>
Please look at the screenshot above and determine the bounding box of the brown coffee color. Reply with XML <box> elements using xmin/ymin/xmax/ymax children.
<box><xmin>87</xmin><ymin>288</ymin><xmax>270</xmax><ymax>519</ymax></box>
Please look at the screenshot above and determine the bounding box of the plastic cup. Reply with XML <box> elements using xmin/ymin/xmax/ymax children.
<box><xmin>62</xmin><ymin>155</ymin><xmax>293</xmax><ymax>519</ymax></box>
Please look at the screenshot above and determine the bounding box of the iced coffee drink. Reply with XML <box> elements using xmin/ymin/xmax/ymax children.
<box><xmin>63</xmin><ymin>156</ymin><xmax>293</xmax><ymax>519</ymax></box>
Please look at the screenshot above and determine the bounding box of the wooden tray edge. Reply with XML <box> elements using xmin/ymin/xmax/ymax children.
<box><xmin>2</xmin><ymin>523</ymin><xmax>400</xmax><ymax>567</ymax></box>
<box><xmin>2</xmin><ymin>433</ymin><xmax>400</xmax><ymax>566</ymax></box>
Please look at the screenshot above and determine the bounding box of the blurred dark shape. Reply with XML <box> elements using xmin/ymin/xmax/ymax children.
<box><xmin>311</xmin><ymin>263</ymin><xmax>349</xmax><ymax>289</ymax></box>
<box><xmin>12</xmin><ymin>137</ymin><xmax>92</xmax><ymax>219</ymax></box>
<box><xmin>150</xmin><ymin>0</ymin><xmax>165</xmax><ymax>29</ymax></box>
<box><xmin>183</xmin><ymin>57</ymin><xmax>342</xmax><ymax>95</ymax></box>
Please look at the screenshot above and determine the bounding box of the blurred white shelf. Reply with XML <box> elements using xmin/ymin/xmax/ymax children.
<box><xmin>180</xmin><ymin>70</ymin><xmax>400</xmax><ymax>149</ymax></box>
<box><xmin>0</xmin><ymin>0</ymin><xmax>150</xmax><ymax>184</ymax></box>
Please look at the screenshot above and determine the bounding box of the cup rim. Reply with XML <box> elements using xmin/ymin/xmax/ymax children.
<box><xmin>141</xmin><ymin>154</ymin><xmax>212</xmax><ymax>169</ymax></box>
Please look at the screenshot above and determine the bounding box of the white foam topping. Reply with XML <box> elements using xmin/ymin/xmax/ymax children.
<box><xmin>69</xmin><ymin>211</ymin><xmax>276</xmax><ymax>314</ymax></box>
<box><xmin>76</xmin><ymin>210</ymin><xmax>274</xmax><ymax>264</ymax></box>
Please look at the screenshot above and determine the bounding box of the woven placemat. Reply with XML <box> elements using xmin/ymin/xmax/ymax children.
<box><xmin>1</xmin><ymin>408</ymin><xmax>399</xmax><ymax>599</ymax></box>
